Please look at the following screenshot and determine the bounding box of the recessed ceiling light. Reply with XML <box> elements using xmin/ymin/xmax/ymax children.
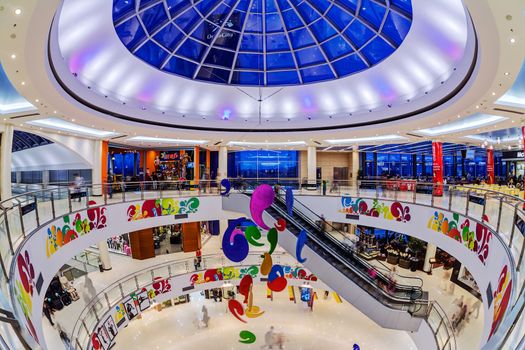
<box><xmin>10</xmin><ymin>54</ymin><xmax>16</xmax><ymax>59</ymax></box>
<box><xmin>20</xmin><ymin>81</ymin><xmax>25</xmax><ymax>86</ymax></box>
<box><xmin>504</xmin><ymin>72</ymin><xmax>510</xmax><ymax>76</ymax></box>
<box><xmin>510</xmin><ymin>38</ymin><xmax>516</xmax><ymax>44</ymax></box>
<box><xmin>491</xmin><ymin>92</ymin><xmax>496</xmax><ymax>96</ymax></box>
<box><xmin>35</xmin><ymin>99</ymin><xmax>39</xmax><ymax>102</ymax></box>
<box><xmin>71</xmin><ymin>119</ymin><xmax>75</xmax><ymax>122</ymax></box>
<box><xmin>457</xmin><ymin>115</ymin><xmax>461</xmax><ymax>118</ymax></box>
<box><xmin>53</xmin><ymin>110</ymin><xmax>57</xmax><ymax>114</ymax></box>
<box><xmin>14</xmin><ymin>8</ymin><xmax>22</xmax><ymax>15</ymax></box>
<box><xmin>475</xmin><ymin>105</ymin><xmax>479</xmax><ymax>109</ymax></box>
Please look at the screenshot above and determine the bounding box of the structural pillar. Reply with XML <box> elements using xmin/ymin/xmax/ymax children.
<box><xmin>97</xmin><ymin>240</ymin><xmax>112</xmax><ymax>270</ymax></box>
<box><xmin>218</xmin><ymin>146</ymin><xmax>228</xmax><ymax>179</ymax></box>
<box><xmin>92</xmin><ymin>140</ymin><xmax>108</xmax><ymax>196</ymax></box>
<box><xmin>194</xmin><ymin>146</ymin><xmax>200</xmax><ymax>181</ymax></box>
<box><xmin>15</xmin><ymin>171</ymin><xmax>21</xmax><ymax>184</ymax></box>
<box><xmin>423</xmin><ymin>243</ymin><xmax>437</xmax><ymax>273</ymax></box>
<box><xmin>0</xmin><ymin>125</ymin><xmax>13</xmax><ymax>202</ymax></box>
<box><xmin>42</xmin><ymin>170</ymin><xmax>50</xmax><ymax>189</ymax></box>
<box><xmin>432</xmin><ymin>141</ymin><xmax>443</xmax><ymax>196</ymax></box>
<box><xmin>350</xmin><ymin>145</ymin><xmax>359</xmax><ymax>186</ymax></box>
<box><xmin>487</xmin><ymin>148</ymin><xmax>494</xmax><ymax>184</ymax></box>
<box><xmin>307</xmin><ymin>146</ymin><xmax>317</xmax><ymax>186</ymax></box>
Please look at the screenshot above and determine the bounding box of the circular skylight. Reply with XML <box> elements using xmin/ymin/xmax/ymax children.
<box><xmin>112</xmin><ymin>0</ymin><xmax>412</xmax><ymax>86</ymax></box>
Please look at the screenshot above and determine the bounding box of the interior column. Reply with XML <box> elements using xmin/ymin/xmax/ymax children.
<box><xmin>93</xmin><ymin>140</ymin><xmax>108</xmax><ymax>196</ymax></box>
<box><xmin>307</xmin><ymin>145</ymin><xmax>317</xmax><ymax>187</ymax></box>
<box><xmin>487</xmin><ymin>148</ymin><xmax>494</xmax><ymax>184</ymax></box>
<box><xmin>351</xmin><ymin>145</ymin><xmax>359</xmax><ymax>186</ymax></box>
<box><xmin>432</xmin><ymin>141</ymin><xmax>443</xmax><ymax>196</ymax></box>
<box><xmin>97</xmin><ymin>240</ymin><xmax>112</xmax><ymax>270</ymax></box>
<box><xmin>0</xmin><ymin>124</ymin><xmax>13</xmax><ymax>202</ymax></box>
<box><xmin>194</xmin><ymin>146</ymin><xmax>200</xmax><ymax>182</ymax></box>
<box><xmin>218</xmin><ymin>146</ymin><xmax>228</xmax><ymax>179</ymax></box>
<box><xmin>423</xmin><ymin>243</ymin><xmax>437</xmax><ymax>274</ymax></box>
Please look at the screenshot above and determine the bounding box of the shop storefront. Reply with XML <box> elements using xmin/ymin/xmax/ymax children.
<box><xmin>501</xmin><ymin>150</ymin><xmax>524</xmax><ymax>178</ymax></box>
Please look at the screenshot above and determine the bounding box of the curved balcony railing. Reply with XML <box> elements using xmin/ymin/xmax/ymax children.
<box><xmin>0</xmin><ymin>178</ymin><xmax>523</xmax><ymax>349</ymax></box>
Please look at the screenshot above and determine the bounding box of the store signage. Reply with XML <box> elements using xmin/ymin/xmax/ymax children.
<box><xmin>21</xmin><ymin>202</ymin><xmax>36</xmax><ymax>215</ymax></box>
<box><xmin>487</xmin><ymin>149</ymin><xmax>494</xmax><ymax>185</ymax></box>
<box><xmin>346</xmin><ymin>214</ymin><xmax>360</xmax><ymax>220</ymax></box>
<box><xmin>468</xmin><ymin>194</ymin><xmax>486</xmax><ymax>206</ymax></box>
<box><xmin>174</xmin><ymin>214</ymin><xmax>189</xmax><ymax>219</ymax></box>
<box><xmin>432</xmin><ymin>142</ymin><xmax>443</xmax><ymax>196</ymax></box>
<box><xmin>502</xmin><ymin>151</ymin><xmax>524</xmax><ymax>160</ymax></box>
<box><xmin>159</xmin><ymin>151</ymin><xmax>179</xmax><ymax>161</ymax></box>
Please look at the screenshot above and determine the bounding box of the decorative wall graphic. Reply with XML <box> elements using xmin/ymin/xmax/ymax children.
<box><xmin>250</xmin><ymin>184</ymin><xmax>275</xmax><ymax>230</ymax></box>
<box><xmin>122</xmin><ymin>297</ymin><xmax>139</xmax><ymax>321</ymax></box>
<box><xmin>267</xmin><ymin>228</ymin><xmax>278</xmax><ymax>255</ymax></box>
<box><xmin>113</xmin><ymin>303</ymin><xmax>129</xmax><ymax>329</ymax></box>
<box><xmin>103</xmin><ymin>315</ymin><xmax>118</xmax><ymax>338</ymax></box>
<box><xmin>245</xmin><ymin>226</ymin><xmax>264</xmax><ymax>247</ymax></box>
<box><xmin>239</xmin><ymin>330</ymin><xmax>256</xmax><ymax>344</ymax></box>
<box><xmin>46</xmin><ymin>201</ymin><xmax>108</xmax><ymax>257</ymax></box>
<box><xmin>203</xmin><ymin>268</ymin><xmax>223</xmax><ymax>283</ymax></box>
<box><xmin>222</xmin><ymin>218</ymin><xmax>249</xmax><ymax>262</ymax></box>
<box><xmin>14</xmin><ymin>249</ymin><xmax>38</xmax><ymax>343</ymax></box>
<box><xmin>134</xmin><ymin>290</ymin><xmax>150</xmax><ymax>311</ymax></box>
<box><xmin>260</xmin><ymin>253</ymin><xmax>273</xmax><ymax>276</ymax></box>
<box><xmin>296</xmin><ymin>229</ymin><xmax>308</xmax><ymax>263</ymax></box>
<box><xmin>489</xmin><ymin>265</ymin><xmax>512</xmax><ymax>338</ymax></box>
<box><xmin>428</xmin><ymin>211</ymin><xmax>492</xmax><ymax>265</ymax></box>
<box><xmin>286</xmin><ymin>188</ymin><xmax>294</xmax><ymax>216</ymax></box>
<box><xmin>126</xmin><ymin>197</ymin><xmax>200</xmax><ymax>221</ymax></box>
<box><xmin>228</xmin><ymin>299</ymin><xmax>247</xmax><ymax>323</ymax></box>
<box><xmin>220</xmin><ymin>178</ymin><xmax>231</xmax><ymax>196</ymax></box>
<box><xmin>339</xmin><ymin>197</ymin><xmax>411</xmax><ymax>222</ymax></box>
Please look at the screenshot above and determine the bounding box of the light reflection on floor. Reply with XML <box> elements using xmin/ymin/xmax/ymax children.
<box><xmin>114</xmin><ymin>284</ymin><xmax>417</xmax><ymax>350</ymax></box>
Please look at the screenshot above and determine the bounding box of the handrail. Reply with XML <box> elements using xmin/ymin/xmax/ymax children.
<box><xmin>0</xmin><ymin>178</ymin><xmax>522</xmax><ymax>349</ymax></box>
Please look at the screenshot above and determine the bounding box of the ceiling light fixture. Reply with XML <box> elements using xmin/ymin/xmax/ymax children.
<box><xmin>10</xmin><ymin>54</ymin><xmax>16</xmax><ymax>59</ymax></box>
<box><xmin>228</xmin><ymin>141</ymin><xmax>306</xmax><ymax>147</ymax></box>
<box><xmin>417</xmin><ymin>114</ymin><xmax>506</xmax><ymax>136</ymax></box>
<box><xmin>128</xmin><ymin>136</ymin><xmax>208</xmax><ymax>145</ymax></box>
<box><xmin>26</xmin><ymin>118</ymin><xmax>120</xmax><ymax>137</ymax></box>
<box><xmin>325</xmin><ymin>135</ymin><xmax>406</xmax><ymax>144</ymax></box>
<box><xmin>14</xmin><ymin>8</ymin><xmax>22</xmax><ymax>15</ymax></box>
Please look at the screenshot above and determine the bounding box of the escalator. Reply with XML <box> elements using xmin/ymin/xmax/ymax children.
<box><xmin>223</xmin><ymin>192</ymin><xmax>429</xmax><ymax>331</ymax></box>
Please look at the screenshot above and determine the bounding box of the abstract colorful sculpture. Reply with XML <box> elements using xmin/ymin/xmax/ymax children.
<box><xmin>222</xmin><ymin>218</ymin><xmax>249</xmax><ymax>262</ymax></box>
<box><xmin>250</xmin><ymin>184</ymin><xmax>275</xmax><ymax>230</ymax></box>
<box><xmin>296</xmin><ymin>229</ymin><xmax>308</xmax><ymax>263</ymax></box>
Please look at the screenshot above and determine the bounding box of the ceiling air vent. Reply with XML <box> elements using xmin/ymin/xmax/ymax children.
<box><xmin>213</xmin><ymin>141</ymin><xmax>222</xmax><ymax>146</ymax></box>
<box><xmin>406</xmin><ymin>132</ymin><xmax>424</xmax><ymax>138</ymax></box>
<box><xmin>109</xmin><ymin>135</ymin><xmax>127</xmax><ymax>140</ymax></box>
<box><xmin>10</xmin><ymin>113</ymin><xmax>40</xmax><ymax>119</ymax></box>
<box><xmin>313</xmin><ymin>140</ymin><xmax>321</xmax><ymax>145</ymax></box>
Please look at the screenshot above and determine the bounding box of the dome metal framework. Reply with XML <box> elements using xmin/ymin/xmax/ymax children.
<box><xmin>113</xmin><ymin>0</ymin><xmax>412</xmax><ymax>86</ymax></box>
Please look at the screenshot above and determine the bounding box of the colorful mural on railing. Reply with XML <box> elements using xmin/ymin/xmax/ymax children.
<box><xmin>126</xmin><ymin>197</ymin><xmax>200</xmax><ymax>221</ymax></box>
<box><xmin>489</xmin><ymin>264</ymin><xmax>513</xmax><ymax>339</ymax></box>
<box><xmin>339</xmin><ymin>196</ymin><xmax>412</xmax><ymax>222</ymax></box>
<box><xmin>14</xmin><ymin>250</ymin><xmax>39</xmax><ymax>343</ymax></box>
<box><xmin>428</xmin><ymin>211</ymin><xmax>492</xmax><ymax>265</ymax></box>
<box><xmin>46</xmin><ymin>201</ymin><xmax>108</xmax><ymax>257</ymax></box>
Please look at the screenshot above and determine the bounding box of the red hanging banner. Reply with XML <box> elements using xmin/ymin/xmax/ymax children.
<box><xmin>487</xmin><ymin>149</ymin><xmax>494</xmax><ymax>184</ymax></box>
<box><xmin>522</xmin><ymin>127</ymin><xmax>525</xmax><ymax>206</ymax></box>
<box><xmin>432</xmin><ymin>141</ymin><xmax>443</xmax><ymax>196</ymax></box>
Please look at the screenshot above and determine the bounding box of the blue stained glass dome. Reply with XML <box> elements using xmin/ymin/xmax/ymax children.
<box><xmin>112</xmin><ymin>0</ymin><xmax>412</xmax><ymax>86</ymax></box>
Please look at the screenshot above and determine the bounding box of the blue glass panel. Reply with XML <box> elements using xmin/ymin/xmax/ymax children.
<box><xmin>204</xmin><ymin>48</ymin><xmax>236</xmax><ymax>68</ymax></box>
<box><xmin>176</xmin><ymin>38</ymin><xmax>207</xmax><ymax>61</ymax></box>
<box><xmin>276</xmin><ymin>0</ymin><xmax>291</xmax><ymax>11</ymax></box>
<box><xmin>113</xmin><ymin>0</ymin><xmax>135</xmax><ymax>22</ymax></box>
<box><xmin>245</xmin><ymin>13</ymin><xmax>263</xmax><ymax>32</ymax></box>
<box><xmin>295</xmin><ymin>46</ymin><xmax>325</xmax><ymax>66</ymax></box>
<box><xmin>326</xmin><ymin>5</ymin><xmax>354</xmax><ymax>31</ymax></box>
<box><xmin>266</xmin><ymin>13</ymin><xmax>284</xmax><ymax>33</ymax></box>
<box><xmin>297</xmin><ymin>2</ymin><xmax>321</xmax><ymax>22</ymax></box>
<box><xmin>231</xmin><ymin>71</ymin><xmax>264</xmax><ymax>85</ymax></box>
<box><xmin>195</xmin><ymin>0</ymin><xmax>221</xmax><ymax>16</ymax></box>
<box><xmin>135</xmin><ymin>41</ymin><xmax>168</xmax><ymax>67</ymax></box>
<box><xmin>267</xmin><ymin>71</ymin><xmax>300</xmax><ymax>85</ymax></box>
<box><xmin>391</xmin><ymin>0</ymin><xmax>412</xmax><ymax>15</ymax></box>
<box><xmin>344</xmin><ymin>19</ymin><xmax>374</xmax><ymax>47</ymax></box>
<box><xmin>361</xmin><ymin>36</ymin><xmax>394</xmax><ymax>64</ymax></box>
<box><xmin>236</xmin><ymin>54</ymin><xmax>264</xmax><ymax>69</ymax></box>
<box><xmin>281</xmin><ymin>10</ymin><xmax>303</xmax><ymax>30</ymax></box>
<box><xmin>141</xmin><ymin>3</ymin><xmax>169</xmax><ymax>33</ymax></box>
<box><xmin>166</xmin><ymin>0</ymin><xmax>190</xmax><ymax>17</ymax></box>
<box><xmin>227</xmin><ymin>10</ymin><xmax>247</xmax><ymax>31</ymax></box>
<box><xmin>139</xmin><ymin>0</ymin><xmax>157</xmax><ymax>10</ymax></box>
<box><xmin>208</xmin><ymin>4</ymin><xmax>231</xmax><ymax>24</ymax></box>
<box><xmin>163</xmin><ymin>56</ymin><xmax>198</xmax><ymax>78</ymax></box>
<box><xmin>381</xmin><ymin>11</ymin><xmax>411</xmax><ymax>45</ymax></box>
<box><xmin>309</xmin><ymin>19</ymin><xmax>337</xmax><ymax>42</ymax></box>
<box><xmin>214</xmin><ymin>30</ymin><xmax>241</xmax><ymax>50</ymax></box>
<box><xmin>240</xmin><ymin>34</ymin><xmax>263</xmax><ymax>52</ymax></box>
<box><xmin>288</xmin><ymin>28</ymin><xmax>315</xmax><ymax>49</ymax></box>
<box><xmin>359</xmin><ymin>0</ymin><xmax>386</xmax><ymax>30</ymax></box>
<box><xmin>300</xmin><ymin>65</ymin><xmax>334</xmax><ymax>82</ymax></box>
<box><xmin>308</xmin><ymin>0</ymin><xmax>331</xmax><ymax>14</ymax></box>
<box><xmin>175</xmin><ymin>8</ymin><xmax>200</xmax><ymax>32</ymax></box>
<box><xmin>265</xmin><ymin>0</ymin><xmax>278</xmax><ymax>13</ymax></box>
<box><xmin>266</xmin><ymin>34</ymin><xmax>290</xmax><ymax>52</ymax></box>
<box><xmin>191</xmin><ymin>21</ymin><xmax>220</xmax><ymax>44</ymax></box>
<box><xmin>266</xmin><ymin>52</ymin><xmax>295</xmax><ymax>70</ymax></box>
<box><xmin>332</xmin><ymin>53</ymin><xmax>367</xmax><ymax>77</ymax></box>
<box><xmin>235</xmin><ymin>0</ymin><xmax>250</xmax><ymax>12</ymax></box>
<box><xmin>321</xmin><ymin>36</ymin><xmax>352</xmax><ymax>60</ymax></box>
<box><xmin>116</xmin><ymin>16</ymin><xmax>146</xmax><ymax>49</ymax></box>
<box><xmin>250</xmin><ymin>0</ymin><xmax>263</xmax><ymax>13</ymax></box>
<box><xmin>154</xmin><ymin>24</ymin><xmax>184</xmax><ymax>51</ymax></box>
<box><xmin>334</xmin><ymin>0</ymin><xmax>358</xmax><ymax>13</ymax></box>
<box><xmin>196</xmin><ymin>66</ymin><xmax>230</xmax><ymax>83</ymax></box>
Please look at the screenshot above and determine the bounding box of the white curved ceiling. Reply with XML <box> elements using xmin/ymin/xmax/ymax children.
<box><xmin>52</xmin><ymin>0</ymin><xmax>475</xmax><ymax>131</ymax></box>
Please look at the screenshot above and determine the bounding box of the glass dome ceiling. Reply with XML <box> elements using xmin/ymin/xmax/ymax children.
<box><xmin>113</xmin><ymin>0</ymin><xmax>412</xmax><ymax>86</ymax></box>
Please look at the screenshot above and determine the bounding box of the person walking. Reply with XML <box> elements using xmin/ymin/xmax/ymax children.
<box><xmin>201</xmin><ymin>305</ymin><xmax>210</xmax><ymax>328</ymax></box>
<box><xmin>322</xmin><ymin>180</ymin><xmax>327</xmax><ymax>195</ymax></box>
<box><xmin>107</xmin><ymin>172</ymin><xmax>114</xmax><ymax>199</ymax></box>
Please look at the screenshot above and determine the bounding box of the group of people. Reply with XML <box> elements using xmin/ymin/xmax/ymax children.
<box><xmin>451</xmin><ymin>295</ymin><xmax>481</xmax><ymax>334</ymax></box>
<box><xmin>263</xmin><ymin>326</ymin><xmax>286</xmax><ymax>349</ymax></box>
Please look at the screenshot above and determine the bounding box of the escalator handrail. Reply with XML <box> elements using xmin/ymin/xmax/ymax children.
<box><xmin>275</xmin><ymin>192</ymin><xmax>425</xmax><ymax>292</ymax></box>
